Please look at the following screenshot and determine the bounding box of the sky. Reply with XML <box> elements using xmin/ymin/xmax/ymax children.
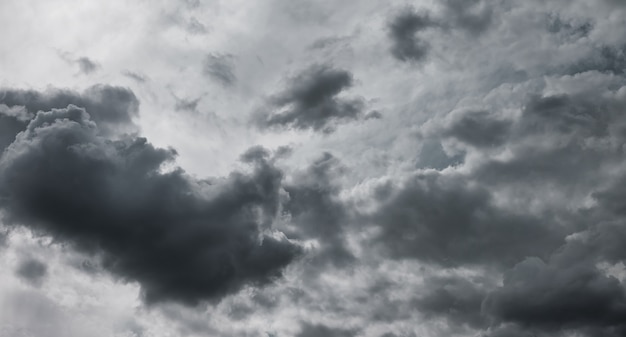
<box><xmin>1</xmin><ymin>0</ymin><xmax>626</xmax><ymax>336</ymax></box>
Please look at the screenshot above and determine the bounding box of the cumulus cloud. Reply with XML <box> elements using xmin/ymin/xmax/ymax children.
<box><xmin>0</xmin><ymin>104</ymin><xmax>301</xmax><ymax>305</ymax></box>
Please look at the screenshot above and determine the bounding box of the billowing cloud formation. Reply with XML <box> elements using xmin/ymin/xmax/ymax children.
<box><xmin>0</xmin><ymin>84</ymin><xmax>139</xmax><ymax>139</ymax></box>
<box><xmin>0</xmin><ymin>104</ymin><xmax>301</xmax><ymax>305</ymax></box>
<box><xmin>253</xmin><ymin>64</ymin><xmax>366</xmax><ymax>133</ymax></box>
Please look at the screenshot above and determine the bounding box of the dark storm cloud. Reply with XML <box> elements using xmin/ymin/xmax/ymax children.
<box><xmin>253</xmin><ymin>64</ymin><xmax>366</xmax><ymax>133</ymax></box>
<box><xmin>283</xmin><ymin>153</ymin><xmax>354</xmax><ymax>267</ymax></box>
<box><xmin>0</xmin><ymin>84</ymin><xmax>139</xmax><ymax>138</ymax></box>
<box><xmin>203</xmin><ymin>53</ymin><xmax>236</xmax><ymax>86</ymax></box>
<box><xmin>483</xmin><ymin>257</ymin><xmax>626</xmax><ymax>331</ymax></box>
<box><xmin>15</xmin><ymin>258</ymin><xmax>48</xmax><ymax>286</ymax></box>
<box><xmin>296</xmin><ymin>322</ymin><xmax>358</xmax><ymax>337</ymax></box>
<box><xmin>369</xmin><ymin>172</ymin><xmax>566</xmax><ymax>267</ymax></box>
<box><xmin>388</xmin><ymin>8</ymin><xmax>433</xmax><ymax>63</ymax></box>
<box><xmin>0</xmin><ymin>105</ymin><xmax>301</xmax><ymax>305</ymax></box>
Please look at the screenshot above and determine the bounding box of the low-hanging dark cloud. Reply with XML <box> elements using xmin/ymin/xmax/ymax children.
<box><xmin>0</xmin><ymin>104</ymin><xmax>301</xmax><ymax>305</ymax></box>
<box><xmin>253</xmin><ymin>64</ymin><xmax>367</xmax><ymax>133</ymax></box>
<box><xmin>483</xmin><ymin>257</ymin><xmax>626</xmax><ymax>332</ymax></box>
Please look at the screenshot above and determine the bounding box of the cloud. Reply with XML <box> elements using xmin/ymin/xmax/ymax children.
<box><xmin>439</xmin><ymin>0</ymin><xmax>493</xmax><ymax>35</ymax></box>
<box><xmin>441</xmin><ymin>110</ymin><xmax>511</xmax><ymax>148</ymax></box>
<box><xmin>0</xmin><ymin>105</ymin><xmax>301</xmax><ymax>305</ymax></box>
<box><xmin>387</xmin><ymin>1</ymin><xmax>492</xmax><ymax>63</ymax></box>
<box><xmin>203</xmin><ymin>54</ymin><xmax>236</xmax><ymax>87</ymax></box>
<box><xmin>0</xmin><ymin>84</ymin><xmax>139</xmax><ymax>139</ymax></box>
<box><xmin>387</xmin><ymin>8</ymin><xmax>433</xmax><ymax>63</ymax></box>
<box><xmin>283</xmin><ymin>153</ymin><xmax>354</xmax><ymax>268</ymax></box>
<box><xmin>483</xmin><ymin>257</ymin><xmax>626</xmax><ymax>332</ymax></box>
<box><xmin>415</xmin><ymin>275</ymin><xmax>492</xmax><ymax>329</ymax></box>
<box><xmin>253</xmin><ymin>64</ymin><xmax>366</xmax><ymax>133</ymax></box>
<box><xmin>122</xmin><ymin>70</ymin><xmax>148</xmax><ymax>83</ymax></box>
<box><xmin>75</xmin><ymin>57</ymin><xmax>100</xmax><ymax>75</ymax></box>
<box><xmin>15</xmin><ymin>258</ymin><xmax>48</xmax><ymax>287</ymax></box>
<box><xmin>296</xmin><ymin>322</ymin><xmax>358</xmax><ymax>337</ymax></box>
<box><xmin>369</xmin><ymin>172</ymin><xmax>566</xmax><ymax>267</ymax></box>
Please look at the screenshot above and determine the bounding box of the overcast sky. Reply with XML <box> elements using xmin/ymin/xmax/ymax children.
<box><xmin>1</xmin><ymin>0</ymin><xmax>626</xmax><ymax>336</ymax></box>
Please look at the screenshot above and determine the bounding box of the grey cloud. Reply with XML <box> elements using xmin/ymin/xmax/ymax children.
<box><xmin>0</xmin><ymin>105</ymin><xmax>301</xmax><ymax>305</ymax></box>
<box><xmin>254</xmin><ymin>64</ymin><xmax>366</xmax><ymax>133</ymax></box>
<box><xmin>569</xmin><ymin>45</ymin><xmax>626</xmax><ymax>76</ymax></box>
<box><xmin>370</xmin><ymin>172</ymin><xmax>566</xmax><ymax>267</ymax></box>
<box><xmin>388</xmin><ymin>1</ymin><xmax>493</xmax><ymax>63</ymax></box>
<box><xmin>203</xmin><ymin>53</ymin><xmax>236</xmax><ymax>86</ymax></box>
<box><xmin>15</xmin><ymin>258</ymin><xmax>48</xmax><ymax>287</ymax></box>
<box><xmin>415</xmin><ymin>275</ymin><xmax>492</xmax><ymax>329</ymax></box>
<box><xmin>474</xmin><ymin>92</ymin><xmax>625</xmax><ymax>190</ymax></box>
<box><xmin>442</xmin><ymin>110</ymin><xmax>511</xmax><ymax>148</ymax></box>
<box><xmin>439</xmin><ymin>0</ymin><xmax>493</xmax><ymax>35</ymax></box>
<box><xmin>174</xmin><ymin>96</ymin><xmax>201</xmax><ymax>112</ymax></box>
<box><xmin>416</xmin><ymin>140</ymin><xmax>464</xmax><ymax>170</ymax></box>
<box><xmin>546</xmin><ymin>14</ymin><xmax>592</xmax><ymax>38</ymax></box>
<box><xmin>483</xmin><ymin>257</ymin><xmax>626</xmax><ymax>332</ymax></box>
<box><xmin>76</xmin><ymin>57</ymin><xmax>100</xmax><ymax>74</ymax></box>
<box><xmin>388</xmin><ymin>9</ymin><xmax>433</xmax><ymax>63</ymax></box>
<box><xmin>283</xmin><ymin>153</ymin><xmax>354</xmax><ymax>268</ymax></box>
<box><xmin>296</xmin><ymin>322</ymin><xmax>358</xmax><ymax>337</ymax></box>
<box><xmin>122</xmin><ymin>70</ymin><xmax>148</xmax><ymax>83</ymax></box>
<box><xmin>0</xmin><ymin>104</ymin><xmax>31</xmax><ymax>152</ymax></box>
<box><xmin>0</xmin><ymin>84</ymin><xmax>139</xmax><ymax>139</ymax></box>
<box><xmin>185</xmin><ymin>17</ymin><xmax>208</xmax><ymax>35</ymax></box>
